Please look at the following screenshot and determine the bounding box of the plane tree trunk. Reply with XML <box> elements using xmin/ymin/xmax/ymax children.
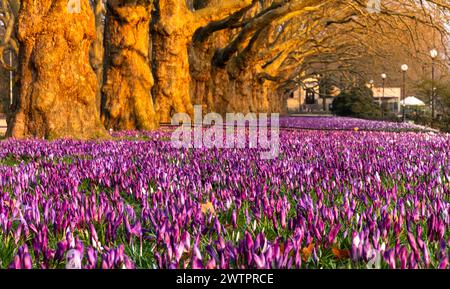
<box><xmin>101</xmin><ymin>0</ymin><xmax>157</xmax><ymax>131</ymax></box>
<box><xmin>7</xmin><ymin>0</ymin><xmax>107</xmax><ymax>139</ymax></box>
<box><xmin>152</xmin><ymin>0</ymin><xmax>252</xmax><ymax>123</ymax></box>
<box><xmin>189</xmin><ymin>0</ymin><xmax>255</xmax><ymax>114</ymax></box>
<box><xmin>90</xmin><ymin>0</ymin><xmax>106</xmax><ymax>111</ymax></box>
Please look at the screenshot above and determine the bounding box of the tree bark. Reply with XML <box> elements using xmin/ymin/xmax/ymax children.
<box><xmin>189</xmin><ymin>0</ymin><xmax>292</xmax><ymax>116</ymax></box>
<box><xmin>7</xmin><ymin>0</ymin><xmax>107</xmax><ymax>140</ymax></box>
<box><xmin>90</xmin><ymin>0</ymin><xmax>106</xmax><ymax>111</ymax></box>
<box><xmin>152</xmin><ymin>26</ymin><xmax>193</xmax><ymax>123</ymax></box>
<box><xmin>190</xmin><ymin>0</ymin><xmax>256</xmax><ymax>114</ymax></box>
<box><xmin>191</xmin><ymin>29</ymin><xmax>236</xmax><ymax>115</ymax></box>
<box><xmin>101</xmin><ymin>0</ymin><xmax>157</xmax><ymax>131</ymax></box>
<box><xmin>153</xmin><ymin>0</ymin><xmax>252</xmax><ymax>123</ymax></box>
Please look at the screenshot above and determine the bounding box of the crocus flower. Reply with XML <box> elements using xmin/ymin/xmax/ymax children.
<box><xmin>384</xmin><ymin>249</ymin><xmax>396</xmax><ymax>269</ymax></box>
<box><xmin>0</xmin><ymin>117</ymin><xmax>447</xmax><ymax>270</ymax></box>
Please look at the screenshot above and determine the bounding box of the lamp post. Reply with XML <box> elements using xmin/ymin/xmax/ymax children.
<box><xmin>430</xmin><ymin>49</ymin><xmax>438</xmax><ymax>119</ymax></box>
<box><xmin>381</xmin><ymin>73</ymin><xmax>386</xmax><ymax>117</ymax></box>
<box><xmin>369</xmin><ymin>79</ymin><xmax>375</xmax><ymax>108</ymax></box>
<box><xmin>298</xmin><ymin>85</ymin><xmax>302</xmax><ymax>113</ymax></box>
<box><xmin>401</xmin><ymin>64</ymin><xmax>409</xmax><ymax>122</ymax></box>
<box><xmin>316</xmin><ymin>74</ymin><xmax>326</xmax><ymax>111</ymax></box>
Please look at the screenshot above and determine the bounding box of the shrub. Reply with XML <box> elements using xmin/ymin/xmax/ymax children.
<box><xmin>331</xmin><ymin>85</ymin><xmax>382</xmax><ymax>119</ymax></box>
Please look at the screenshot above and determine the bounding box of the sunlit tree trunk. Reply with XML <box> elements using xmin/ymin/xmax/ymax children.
<box><xmin>153</xmin><ymin>0</ymin><xmax>252</xmax><ymax>123</ymax></box>
<box><xmin>101</xmin><ymin>0</ymin><xmax>157</xmax><ymax>131</ymax></box>
<box><xmin>90</xmin><ymin>0</ymin><xmax>106</xmax><ymax>111</ymax></box>
<box><xmin>7</xmin><ymin>0</ymin><xmax>107</xmax><ymax>139</ymax></box>
<box><xmin>189</xmin><ymin>0</ymin><xmax>253</xmax><ymax>114</ymax></box>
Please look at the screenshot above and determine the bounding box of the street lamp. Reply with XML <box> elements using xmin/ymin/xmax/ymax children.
<box><xmin>381</xmin><ymin>73</ymin><xmax>387</xmax><ymax>115</ymax></box>
<box><xmin>369</xmin><ymin>79</ymin><xmax>376</xmax><ymax>108</ymax></box>
<box><xmin>401</xmin><ymin>64</ymin><xmax>409</xmax><ymax>122</ymax></box>
<box><xmin>430</xmin><ymin>49</ymin><xmax>438</xmax><ymax>119</ymax></box>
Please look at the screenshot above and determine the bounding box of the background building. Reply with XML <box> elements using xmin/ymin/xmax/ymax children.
<box><xmin>372</xmin><ymin>87</ymin><xmax>401</xmax><ymax>114</ymax></box>
<box><xmin>287</xmin><ymin>78</ymin><xmax>340</xmax><ymax>113</ymax></box>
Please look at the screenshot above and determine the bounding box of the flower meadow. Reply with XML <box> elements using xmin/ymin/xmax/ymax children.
<box><xmin>0</xmin><ymin>118</ymin><xmax>448</xmax><ymax>269</ymax></box>
<box><xmin>279</xmin><ymin>116</ymin><xmax>429</xmax><ymax>132</ymax></box>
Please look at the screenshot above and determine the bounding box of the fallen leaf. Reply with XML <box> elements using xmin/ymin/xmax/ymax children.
<box><xmin>279</xmin><ymin>242</ymin><xmax>285</xmax><ymax>255</ymax></box>
<box><xmin>201</xmin><ymin>201</ymin><xmax>216</xmax><ymax>215</ymax></box>
<box><xmin>302</xmin><ymin>243</ymin><xmax>314</xmax><ymax>261</ymax></box>
<box><xmin>332</xmin><ymin>247</ymin><xmax>350</xmax><ymax>260</ymax></box>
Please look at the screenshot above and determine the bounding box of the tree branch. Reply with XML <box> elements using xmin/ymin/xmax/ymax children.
<box><xmin>193</xmin><ymin>0</ymin><xmax>253</xmax><ymax>31</ymax></box>
<box><xmin>193</xmin><ymin>0</ymin><xmax>256</xmax><ymax>43</ymax></box>
<box><xmin>212</xmin><ymin>0</ymin><xmax>330</xmax><ymax>67</ymax></box>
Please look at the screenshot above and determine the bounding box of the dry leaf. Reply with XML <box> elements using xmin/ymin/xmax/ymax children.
<box><xmin>331</xmin><ymin>247</ymin><xmax>350</xmax><ymax>260</ymax></box>
<box><xmin>302</xmin><ymin>243</ymin><xmax>314</xmax><ymax>261</ymax></box>
<box><xmin>201</xmin><ymin>201</ymin><xmax>216</xmax><ymax>215</ymax></box>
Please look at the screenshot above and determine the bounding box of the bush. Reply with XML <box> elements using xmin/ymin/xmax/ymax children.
<box><xmin>411</xmin><ymin>111</ymin><xmax>450</xmax><ymax>132</ymax></box>
<box><xmin>332</xmin><ymin>85</ymin><xmax>382</xmax><ymax>119</ymax></box>
<box><xmin>433</xmin><ymin>117</ymin><xmax>450</xmax><ymax>133</ymax></box>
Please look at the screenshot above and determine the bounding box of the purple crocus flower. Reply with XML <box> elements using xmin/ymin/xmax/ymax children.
<box><xmin>384</xmin><ymin>249</ymin><xmax>396</xmax><ymax>269</ymax></box>
<box><xmin>22</xmin><ymin>253</ymin><xmax>33</xmax><ymax>269</ymax></box>
<box><xmin>9</xmin><ymin>255</ymin><xmax>22</xmax><ymax>269</ymax></box>
<box><xmin>86</xmin><ymin>247</ymin><xmax>98</xmax><ymax>269</ymax></box>
<box><xmin>55</xmin><ymin>240</ymin><xmax>68</xmax><ymax>262</ymax></box>
<box><xmin>192</xmin><ymin>257</ymin><xmax>203</xmax><ymax>269</ymax></box>
<box><xmin>254</xmin><ymin>253</ymin><xmax>266</xmax><ymax>269</ymax></box>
